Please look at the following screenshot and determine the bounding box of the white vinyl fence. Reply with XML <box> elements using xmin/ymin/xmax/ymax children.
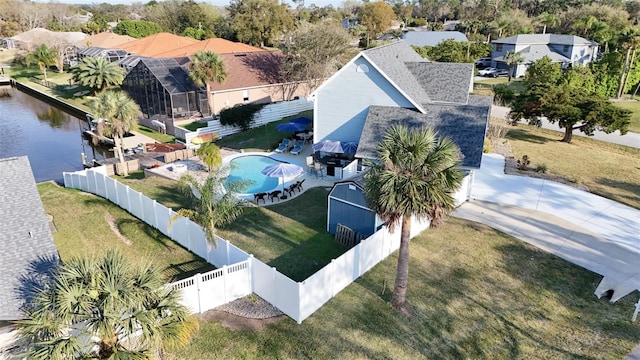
<box><xmin>179</xmin><ymin>99</ymin><xmax>314</xmax><ymax>147</ymax></box>
<box><xmin>63</xmin><ymin>166</ymin><xmax>433</xmax><ymax>323</ymax></box>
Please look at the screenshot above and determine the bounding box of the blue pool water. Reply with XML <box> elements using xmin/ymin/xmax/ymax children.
<box><xmin>225</xmin><ymin>155</ymin><xmax>282</xmax><ymax>194</ymax></box>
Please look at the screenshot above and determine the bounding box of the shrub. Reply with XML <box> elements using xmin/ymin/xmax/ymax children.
<box><xmin>219</xmin><ymin>103</ymin><xmax>266</xmax><ymax>131</ymax></box>
<box><xmin>535</xmin><ymin>163</ymin><xmax>548</xmax><ymax>173</ymax></box>
<box><xmin>516</xmin><ymin>155</ymin><xmax>530</xmax><ymax>170</ymax></box>
<box><xmin>493</xmin><ymin>84</ymin><xmax>515</xmax><ymax>105</ymax></box>
<box><xmin>408</xmin><ymin>18</ymin><xmax>427</xmax><ymax>27</ymax></box>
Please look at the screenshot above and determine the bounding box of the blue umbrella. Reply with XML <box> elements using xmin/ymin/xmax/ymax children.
<box><xmin>261</xmin><ymin>163</ymin><xmax>304</xmax><ymax>193</ymax></box>
<box><xmin>290</xmin><ymin>117</ymin><xmax>313</xmax><ymax>124</ymax></box>
<box><xmin>276</xmin><ymin>122</ymin><xmax>307</xmax><ymax>132</ymax></box>
<box><xmin>341</xmin><ymin>141</ymin><xmax>358</xmax><ymax>154</ymax></box>
<box><xmin>312</xmin><ymin>140</ymin><xmax>343</xmax><ymax>153</ymax></box>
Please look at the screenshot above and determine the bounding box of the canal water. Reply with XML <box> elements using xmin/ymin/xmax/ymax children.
<box><xmin>0</xmin><ymin>86</ymin><xmax>110</xmax><ymax>183</ymax></box>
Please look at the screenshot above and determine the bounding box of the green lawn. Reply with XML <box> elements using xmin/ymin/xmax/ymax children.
<box><xmin>504</xmin><ymin>124</ymin><xmax>640</xmax><ymax>209</ymax></box>
<box><xmin>38</xmin><ymin>181</ymin><xmax>214</xmax><ymax>281</ymax></box>
<box><xmin>215</xmin><ymin>110</ymin><xmax>313</xmax><ymax>151</ymax></box>
<box><xmin>167</xmin><ymin>217</ymin><xmax>640</xmax><ymax>359</ymax></box>
<box><xmin>118</xmin><ymin>173</ymin><xmax>344</xmax><ymax>281</ymax></box>
<box><xmin>610</xmin><ymin>99</ymin><xmax>640</xmax><ymax>133</ymax></box>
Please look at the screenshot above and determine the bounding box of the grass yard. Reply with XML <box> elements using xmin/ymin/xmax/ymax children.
<box><xmin>215</xmin><ymin>110</ymin><xmax>313</xmax><ymax>152</ymax></box>
<box><xmin>118</xmin><ymin>172</ymin><xmax>344</xmax><ymax>281</ymax></box>
<box><xmin>166</xmin><ymin>217</ymin><xmax>640</xmax><ymax>359</ymax></box>
<box><xmin>504</xmin><ymin>124</ymin><xmax>640</xmax><ymax>209</ymax></box>
<box><xmin>38</xmin><ymin>181</ymin><xmax>214</xmax><ymax>281</ymax></box>
<box><xmin>611</xmin><ymin>99</ymin><xmax>640</xmax><ymax>133</ymax></box>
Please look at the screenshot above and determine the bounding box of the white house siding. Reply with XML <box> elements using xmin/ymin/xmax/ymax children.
<box><xmin>313</xmin><ymin>57</ymin><xmax>415</xmax><ymax>143</ymax></box>
<box><xmin>568</xmin><ymin>44</ymin><xmax>598</xmax><ymax>65</ymax></box>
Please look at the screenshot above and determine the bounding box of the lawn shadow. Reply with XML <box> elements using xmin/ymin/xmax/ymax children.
<box><xmin>164</xmin><ymin>259</ymin><xmax>216</xmax><ymax>282</ymax></box>
<box><xmin>506</xmin><ymin>128</ymin><xmax>554</xmax><ymax>144</ymax></box>
<box><xmin>593</xmin><ymin>177</ymin><xmax>640</xmax><ymax>208</ymax></box>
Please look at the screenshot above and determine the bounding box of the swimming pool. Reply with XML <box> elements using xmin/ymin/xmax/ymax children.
<box><xmin>225</xmin><ymin>155</ymin><xmax>282</xmax><ymax>194</ymax></box>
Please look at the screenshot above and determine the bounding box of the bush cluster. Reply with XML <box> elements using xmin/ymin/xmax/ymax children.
<box><xmin>219</xmin><ymin>103</ymin><xmax>266</xmax><ymax>131</ymax></box>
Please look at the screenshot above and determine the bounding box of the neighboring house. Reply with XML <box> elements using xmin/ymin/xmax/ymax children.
<box><xmin>401</xmin><ymin>30</ymin><xmax>468</xmax><ymax>47</ymax></box>
<box><xmin>491</xmin><ymin>34</ymin><xmax>599</xmax><ymax>77</ymax></box>
<box><xmin>0</xmin><ymin>28</ymin><xmax>87</xmax><ymax>51</ymax></box>
<box><xmin>312</xmin><ymin>41</ymin><xmax>491</xmax><ymax>234</ymax></box>
<box><xmin>117</xmin><ymin>32</ymin><xmax>200</xmax><ymax>58</ymax></box>
<box><xmin>0</xmin><ymin>156</ymin><xmax>59</xmax><ymax>321</ymax></box>
<box><xmin>76</xmin><ymin>32</ymin><xmax>135</xmax><ymax>48</ymax></box>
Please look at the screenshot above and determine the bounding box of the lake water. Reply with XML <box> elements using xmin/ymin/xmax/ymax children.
<box><xmin>0</xmin><ymin>86</ymin><xmax>109</xmax><ymax>183</ymax></box>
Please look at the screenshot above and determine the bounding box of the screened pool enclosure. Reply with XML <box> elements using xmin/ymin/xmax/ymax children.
<box><xmin>121</xmin><ymin>57</ymin><xmax>209</xmax><ymax>120</ymax></box>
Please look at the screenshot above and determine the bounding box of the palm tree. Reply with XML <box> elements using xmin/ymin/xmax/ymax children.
<box><xmin>25</xmin><ymin>44</ymin><xmax>57</xmax><ymax>84</ymax></box>
<box><xmin>71</xmin><ymin>56</ymin><xmax>126</xmax><ymax>95</ymax></box>
<box><xmin>364</xmin><ymin>125</ymin><xmax>463</xmax><ymax>312</ymax></box>
<box><xmin>504</xmin><ymin>50</ymin><xmax>525</xmax><ymax>83</ymax></box>
<box><xmin>169</xmin><ymin>170</ymin><xmax>248</xmax><ymax>246</ymax></box>
<box><xmin>188</xmin><ymin>51</ymin><xmax>227</xmax><ymax>117</ymax></box>
<box><xmin>197</xmin><ymin>143</ymin><xmax>222</xmax><ymax>172</ymax></box>
<box><xmin>617</xmin><ymin>26</ymin><xmax>640</xmax><ymax>99</ymax></box>
<box><xmin>15</xmin><ymin>250</ymin><xmax>197</xmax><ymax>359</ymax></box>
<box><xmin>89</xmin><ymin>91</ymin><xmax>140</xmax><ymax>176</ymax></box>
<box><xmin>537</xmin><ymin>12</ymin><xmax>559</xmax><ymax>34</ymax></box>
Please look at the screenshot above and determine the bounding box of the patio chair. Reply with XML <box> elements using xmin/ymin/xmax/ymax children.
<box><xmin>285</xmin><ymin>183</ymin><xmax>298</xmax><ymax>196</ymax></box>
<box><xmin>294</xmin><ymin>179</ymin><xmax>306</xmax><ymax>192</ymax></box>
<box><xmin>290</xmin><ymin>140</ymin><xmax>305</xmax><ymax>155</ymax></box>
<box><xmin>254</xmin><ymin>192</ymin><xmax>267</xmax><ymax>204</ymax></box>
<box><xmin>268</xmin><ymin>190</ymin><xmax>282</xmax><ymax>202</ymax></box>
<box><xmin>274</xmin><ymin>139</ymin><xmax>291</xmax><ymax>153</ymax></box>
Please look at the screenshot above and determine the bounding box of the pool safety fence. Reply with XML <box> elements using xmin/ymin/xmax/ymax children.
<box><xmin>63</xmin><ymin>166</ymin><xmax>435</xmax><ymax>323</ymax></box>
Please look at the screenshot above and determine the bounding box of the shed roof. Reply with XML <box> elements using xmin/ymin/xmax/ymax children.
<box><xmin>0</xmin><ymin>156</ymin><xmax>59</xmax><ymax>320</ymax></box>
<box><xmin>118</xmin><ymin>33</ymin><xmax>199</xmax><ymax>57</ymax></box>
<box><xmin>356</xmin><ymin>95</ymin><xmax>492</xmax><ymax>169</ymax></box>
<box><xmin>402</xmin><ymin>31</ymin><xmax>468</xmax><ymax>47</ymax></box>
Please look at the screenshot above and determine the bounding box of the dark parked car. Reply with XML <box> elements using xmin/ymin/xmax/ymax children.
<box><xmin>491</xmin><ymin>69</ymin><xmax>509</xmax><ymax>78</ymax></box>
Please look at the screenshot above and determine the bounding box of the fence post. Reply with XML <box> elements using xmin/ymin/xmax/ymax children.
<box><xmin>195</xmin><ymin>273</ymin><xmax>202</xmax><ymax>314</ymax></box>
<box><xmin>330</xmin><ymin>259</ymin><xmax>336</xmax><ymax>297</ymax></box>
<box><xmin>249</xmin><ymin>255</ymin><xmax>255</xmax><ymax>293</ymax></box>
<box><xmin>153</xmin><ymin>200</ymin><xmax>159</xmax><ymax>230</ymax></box>
<box><xmin>354</xmin><ymin>244</ymin><xmax>361</xmax><ymax>279</ymax></box>
<box><xmin>222</xmin><ymin>265</ymin><xmax>228</xmax><ymax>304</ymax></box>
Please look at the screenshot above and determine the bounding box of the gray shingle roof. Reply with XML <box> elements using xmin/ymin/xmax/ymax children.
<box><xmin>402</xmin><ymin>31</ymin><xmax>468</xmax><ymax>47</ymax></box>
<box><xmin>0</xmin><ymin>156</ymin><xmax>59</xmax><ymax>320</ymax></box>
<box><xmin>493</xmin><ymin>44</ymin><xmax>570</xmax><ymax>64</ymax></box>
<box><xmin>356</xmin><ymin>95</ymin><xmax>492</xmax><ymax>169</ymax></box>
<box><xmin>493</xmin><ymin>34</ymin><xmax>598</xmax><ymax>46</ymax></box>
<box><xmin>362</xmin><ymin>41</ymin><xmax>432</xmax><ymax>105</ymax></box>
<box><xmin>406</xmin><ymin>62</ymin><xmax>473</xmax><ymax>103</ymax></box>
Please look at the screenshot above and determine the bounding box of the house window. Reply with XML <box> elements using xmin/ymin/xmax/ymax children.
<box><xmin>564</xmin><ymin>45</ymin><xmax>569</xmax><ymax>52</ymax></box>
<box><xmin>242</xmin><ymin>90</ymin><xmax>249</xmax><ymax>102</ymax></box>
<box><xmin>356</xmin><ymin>64</ymin><xmax>369</xmax><ymax>73</ymax></box>
<box><xmin>496</xmin><ymin>44</ymin><xmax>503</xmax><ymax>52</ymax></box>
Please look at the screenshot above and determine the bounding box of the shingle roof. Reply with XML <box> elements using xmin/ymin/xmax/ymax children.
<box><xmin>208</xmin><ymin>51</ymin><xmax>284</xmax><ymax>91</ymax></box>
<box><xmin>402</xmin><ymin>31</ymin><xmax>468</xmax><ymax>47</ymax></box>
<box><xmin>355</xmin><ymin>95</ymin><xmax>492</xmax><ymax>169</ymax></box>
<box><xmin>406</xmin><ymin>62</ymin><xmax>473</xmax><ymax>103</ymax></box>
<box><xmin>0</xmin><ymin>156</ymin><xmax>59</xmax><ymax>320</ymax></box>
<box><xmin>76</xmin><ymin>32</ymin><xmax>136</xmax><ymax>48</ymax></box>
<box><xmin>362</xmin><ymin>41</ymin><xmax>432</xmax><ymax>106</ymax></box>
<box><xmin>493</xmin><ymin>44</ymin><xmax>570</xmax><ymax>64</ymax></box>
<box><xmin>493</xmin><ymin>34</ymin><xmax>598</xmax><ymax>46</ymax></box>
<box><xmin>118</xmin><ymin>33</ymin><xmax>200</xmax><ymax>57</ymax></box>
<box><xmin>154</xmin><ymin>38</ymin><xmax>264</xmax><ymax>58</ymax></box>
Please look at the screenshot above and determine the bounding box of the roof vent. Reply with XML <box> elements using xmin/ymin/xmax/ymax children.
<box><xmin>356</xmin><ymin>64</ymin><xmax>369</xmax><ymax>73</ymax></box>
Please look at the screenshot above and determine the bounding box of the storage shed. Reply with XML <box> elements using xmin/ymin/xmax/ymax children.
<box><xmin>327</xmin><ymin>173</ymin><xmax>384</xmax><ymax>237</ymax></box>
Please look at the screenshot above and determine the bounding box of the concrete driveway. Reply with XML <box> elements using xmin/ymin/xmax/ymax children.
<box><xmin>454</xmin><ymin>154</ymin><xmax>640</xmax><ymax>303</ymax></box>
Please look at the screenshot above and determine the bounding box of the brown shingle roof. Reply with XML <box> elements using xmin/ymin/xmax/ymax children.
<box><xmin>155</xmin><ymin>38</ymin><xmax>263</xmax><ymax>58</ymax></box>
<box><xmin>119</xmin><ymin>33</ymin><xmax>200</xmax><ymax>57</ymax></box>
<box><xmin>76</xmin><ymin>32</ymin><xmax>136</xmax><ymax>48</ymax></box>
<box><xmin>207</xmin><ymin>51</ymin><xmax>284</xmax><ymax>91</ymax></box>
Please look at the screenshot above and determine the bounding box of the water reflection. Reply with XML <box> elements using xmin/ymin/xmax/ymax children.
<box><xmin>0</xmin><ymin>85</ymin><xmax>111</xmax><ymax>183</ymax></box>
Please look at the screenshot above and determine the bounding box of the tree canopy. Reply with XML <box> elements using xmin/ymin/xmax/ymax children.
<box><xmin>412</xmin><ymin>39</ymin><xmax>491</xmax><ymax>63</ymax></box>
<box><xmin>113</xmin><ymin>19</ymin><xmax>162</xmax><ymax>38</ymax></box>
<box><xmin>71</xmin><ymin>56</ymin><xmax>126</xmax><ymax>95</ymax></box>
<box><xmin>228</xmin><ymin>0</ymin><xmax>294</xmax><ymax>47</ymax></box>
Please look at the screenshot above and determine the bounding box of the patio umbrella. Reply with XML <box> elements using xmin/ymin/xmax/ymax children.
<box><xmin>340</xmin><ymin>141</ymin><xmax>358</xmax><ymax>154</ymax></box>
<box><xmin>312</xmin><ymin>140</ymin><xmax>344</xmax><ymax>153</ymax></box>
<box><xmin>290</xmin><ymin>116</ymin><xmax>313</xmax><ymax>124</ymax></box>
<box><xmin>261</xmin><ymin>163</ymin><xmax>304</xmax><ymax>193</ymax></box>
<box><xmin>276</xmin><ymin>122</ymin><xmax>307</xmax><ymax>133</ymax></box>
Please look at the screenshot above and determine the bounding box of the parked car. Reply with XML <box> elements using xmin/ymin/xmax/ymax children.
<box><xmin>477</xmin><ymin>67</ymin><xmax>497</xmax><ymax>76</ymax></box>
<box><xmin>491</xmin><ymin>69</ymin><xmax>509</xmax><ymax>78</ymax></box>
<box><xmin>475</xmin><ymin>57</ymin><xmax>492</xmax><ymax>68</ymax></box>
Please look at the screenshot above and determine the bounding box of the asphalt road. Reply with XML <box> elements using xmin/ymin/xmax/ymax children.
<box><xmin>491</xmin><ymin>105</ymin><xmax>640</xmax><ymax>149</ymax></box>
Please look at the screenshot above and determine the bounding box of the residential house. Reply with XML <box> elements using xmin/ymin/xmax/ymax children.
<box><xmin>117</xmin><ymin>32</ymin><xmax>200</xmax><ymax>58</ymax></box>
<box><xmin>491</xmin><ymin>34</ymin><xmax>599</xmax><ymax>77</ymax></box>
<box><xmin>75</xmin><ymin>32</ymin><xmax>135</xmax><ymax>48</ymax></box>
<box><xmin>312</xmin><ymin>41</ymin><xmax>491</xmax><ymax>235</ymax></box>
<box><xmin>0</xmin><ymin>28</ymin><xmax>87</xmax><ymax>51</ymax></box>
<box><xmin>401</xmin><ymin>30</ymin><xmax>468</xmax><ymax>47</ymax></box>
<box><xmin>0</xmin><ymin>156</ymin><xmax>59</xmax><ymax>322</ymax></box>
